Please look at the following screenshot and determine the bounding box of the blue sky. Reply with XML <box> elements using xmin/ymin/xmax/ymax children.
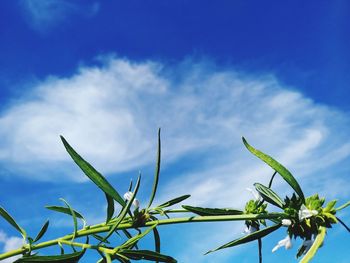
<box><xmin>0</xmin><ymin>1</ymin><xmax>349</xmax><ymax>262</ymax></box>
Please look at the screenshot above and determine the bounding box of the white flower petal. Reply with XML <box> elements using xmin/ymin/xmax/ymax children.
<box><xmin>272</xmin><ymin>235</ymin><xmax>292</xmax><ymax>252</ymax></box>
<box><xmin>272</xmin><ymin>244</ymin><xmax>281</xmax><ymax>253</ymax></box>
<box><xmin>282</xmin><ymin>219</ymin><xmax>292</xmax><ymax>226</ymax></box>
<box><xmin>123</xmin><ymin>191</ymin><xmax>133</xmax><ymax>200</ymax></box>
<box><xmin>298</xmin><ymin>205</ymin><xmax>318</xmax><ymax>221</ymax></box>
<box><xmin>123</xmin><ymin>191</ymin><xmax>139</xmax><ymax>208</ymax></box>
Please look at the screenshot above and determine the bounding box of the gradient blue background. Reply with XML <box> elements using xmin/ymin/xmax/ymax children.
<box><xmin>0</xmin><ymin>1</ymin><xmax>349</xmax><ymax>262</ymax></box>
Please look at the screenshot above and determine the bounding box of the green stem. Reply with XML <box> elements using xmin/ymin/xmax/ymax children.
<box><xmin>59</xmin><ymin>240</ymin><xmax>116</xmax><ymax>254</ymax></box>
<box><xmin>0</xmin><ymin>213</ymin><xmax>283</xmax><ymax>260</ymax></box>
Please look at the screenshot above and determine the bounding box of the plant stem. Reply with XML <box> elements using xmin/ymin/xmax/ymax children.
<box><xmin>258</xmin><ymin>238</ymin><xmax>262</xmax><ymax>263</ymax></box>
<box><xmin>0</xmin><ymin>213</ymin><xmax>283</xmax><ymax>260</ymax></box>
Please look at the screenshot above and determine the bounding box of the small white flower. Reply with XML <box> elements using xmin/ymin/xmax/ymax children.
<box><xmin>298</xmin><ymin>204</ymin><xmax>318</xmax><ymax>221</ymax></box>
<box><xmin>123</xmin><ymin>191</ymin><xmax>140</xmax><ymax>208</ymax></box>
<box><xmin>282</xmin><ymin>219</ymin><xmax>292</xmax><ymax>226</ymax></box>
<box><xmin>272</xmin><ymin>235</ymin><xmax>293</xmax><ymax>252</ymax></box>
<box><xmin>243</xmin><ymin>225</ymin><xmax>258</xmax><ymax>235</ymax></box>
<box><xmin>246</xmin><ymin>187</ymin><xmax>261</xmax><ymax>201</ymax></box>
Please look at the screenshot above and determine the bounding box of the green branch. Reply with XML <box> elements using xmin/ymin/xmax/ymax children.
<box><xmin>0</xmin><ymin>213</ymin><xmax>283</xmax><ymax>261</ymax></box>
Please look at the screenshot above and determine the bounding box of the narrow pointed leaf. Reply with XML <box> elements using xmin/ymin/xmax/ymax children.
<box><xmin>105</xmin><ymin>193</ymin><xmax>115</xmax><ymax>223</ymax></box>
<box><xmin>336</xmin><ymin>201</ymin><xmax>350</xmax><ymax>211</ymax></box>
<box><xmin>60</xmin><ymin>136</ymin><xmax>125</xmax><ymax>207</ymax></box>
<box><xmin>33</xmin><ymin>220</ymin><xmax>49</xmax><ymax>242</ymax></box>
<box><xmin>121</xmin><ymin>249</ymin><xmax>177</xmax><ymax>263</ymax></box>
<box><xmin>0</xmin><ymin>206</ymin><xmax>26</xmax><ymax>240</ymax></box>
<box><xmin>122</xmin><ymin>230</ymin><xmax>138</xmax><ymax>249</ymax></box>
<box><xmin>153</xmin><ymin>227</ymin><xmax>161</xmax><ymax>263</ymax></box>
<box><xmin>242</xmin><ymin>137</ymin><xmax>305</xmax><ymax>203</ymax></box>
<box><xmin>14</xmin><ymin>250</ymin><xmax>85</xmax><ymax>262</ymax></box>
<box><xmin>297</xmin><ymin>243</ymin><xmax>308</xmax><ymax>258</ymax></box>
<box><xmin>59</xmin><ymin>198</ymin><xmax>77</xmax><ymax>241</ymax></box>
<box><xmin>92</xmin><ymin>234</ymin><xmax>110</xmax><ymax>243</ymax></box>
<box><xmin>97</xmin><ymin>255</ymin><xmax>131</xmax><ymax>263</ymax></box>
<box><xmin>254</xmin><ymin>183</ymin><xmax>284</xmax><ymax>208</ymax></box>
<box><xmin>182</xmin><ymin>205</ymin><xmax>243</xmax><ymax>216</ymax></box>
<box><xmin>148</xmin><ymin>128</ymin><xmax>161</xmax><ymax>208</ymax></box>
<box><xmin>121</xmin><ymin>224</ymin><xmax>158</xmax><ymax>249</ymax></box>
<box><xmin>300</xmin><ymin>227</ymin><xmax>326</xmax><ymax>263</ymax></box>
<box><xmin>128</xmin><ymin>179</ymin><xmax>133</xmax><ymax>191</ymax></box>
<box><xmin>103</xmin><ymin>174</ymin><xmax>141</xmax><ymax>242</ymax></box>
<box><xmin>158</xmin><ymin>195</ymin><xmax>191</xmax><ymax>208</ymax></box>
<box><xmin>206</xmin><ymin>223</ymin><xmax>281</xmax><ymax>254</ymax></box>
<box><xmin>323</xmin><ymin>200</ymin><xmax>337</xmax><ymax>212</ymax></box>
<box><xmin>45</xmin><ymin>206</ymin><xmax>85</xmax><ymax>226</ymax></box>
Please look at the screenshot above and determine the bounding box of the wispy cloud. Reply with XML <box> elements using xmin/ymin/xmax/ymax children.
<box><xmin>0</xmin><ymin>57</ymin><xmax>348</xmax><ymax>184</ymax></box>
<box><xmin>20</xmin><ymin>0</ymin><xmax>100</xmax><ymax>33</ymax></box>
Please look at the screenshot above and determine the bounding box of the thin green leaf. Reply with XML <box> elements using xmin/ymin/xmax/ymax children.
<box><xmin>45</xmin><ymin>206</ymin><xmax>86</xmax><ymax>226</ymax></box>
<box><xmin>122</xmin><ymin>230</ymin><xmax>138</xmax><ymax>249</ymax></box>
<box><xmin>128</xmin><ymin>179</ymin><xmax>133</xmax><ymax>191</ymax></box>
<box><xmin>242</xmin><ymin>137</ymin><xmax>305</xmax><ymax>203</ymax></box>
<box><xmin>60</xmin><ymin>136</ymin><xmax>125</xmax><ymax>207</ymax></box>
<box><xmin>59</xmin><ymin>198</ymin><xmax>77</xmax><ymax>241</ymax></box>
<box><xmin>92</xmin><ymin>234</ymin><xmax>110</xmax><ymax>244</ymax></box>
<box><xmin>153</xmin><ymin>227</ymin><xmax>161</xmax><ymax>263</ymax></box>
<box><xmin>254</xmin><ymin>183</ymin><xmax>284</xmax><ymax>208</ymax></box>
<box><xmin>323</xmin><ymin>200</ymin><xmax>337</xmax><ymax>213</ymax></box>
<box><xmin>300</xmin><ymin>227</ymin><xmax>326</xmax><ymax>263</ymax></box>
<box><xmin>121</xmin><ymin>249</ymin><xmax>177</xmax><ymax>263</ymax></box>
<box><xmin>206</xmin><ymin>223</ymin><xmax>281</xmax><ymax>254</ymax></box>
<box><xmin>121</xmin><ymin>224</ymin><xmax>158</xmax><ymax>249</ymax></box>
<box><xmin>33</xmin><ymin>220</ymin><xmax>49</xmax><ymax>242</ymax></box>
<box><xmin>105</xmin><ymin>193</ymin><xmax>115</xmax><ymax>223</ymax></box>
<box><xmin>158</xmin><ymin>195</ymin><xmax>191</xmax><ymax>208</ymax></box>
<box><xmin>103</xmin><ymin>174</ymin><xmax>141</xmax><ymax>242</ymax></box>
<box><xmin>14</xmin><ymin>250</ymin><xmax>85</xmax><ymax>262</ymax></box>
<box><xmin>182</xmin><ymin>205</ymin><xmax>243</xmax><ymax>216</ymax></box>
<box><xmin>336</xmin><ymin>201</ymin><xmax>350</xmax><ymax>211</ymax></box>
<box><xmin>297</xmin><ymin>243</ymin><xmax>307</xmax><ymax>259</ymax></box>
<box><xmin>0</xmin><ymin>206</ymin><xmax>26</xmax><ymax>240</ymax></box>
<box><xmin>148</xmin><ymin>128</ymin><xmax>161</xmax><ymax>208</ymax></box>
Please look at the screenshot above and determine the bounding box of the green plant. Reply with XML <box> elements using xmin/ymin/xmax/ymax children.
<box><xmin>0</xmin><ymin>130</ymin><xmax>348</xmax><ymax>262</ymax></box>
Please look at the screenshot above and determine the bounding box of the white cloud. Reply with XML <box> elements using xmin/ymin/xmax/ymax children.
<box><xmin>20</xmin><ymin>0</ymin><xmax>100</xmax><ymax>32</ymax></box>
<box><xmin>0</xmin><ymin>230</ymin><xmax>23</xmax><ymax>263</ymax></box>
<box><xmin>0</xmin><ymin>57</ymin><xmax>349</xmax><ymax>185</ymax></box>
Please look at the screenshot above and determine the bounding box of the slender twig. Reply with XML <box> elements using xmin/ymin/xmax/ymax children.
<box><xmin>258</xmin><ymin>238</ymin><xmax>262</xmax><ymax>263</ymax></box>
<box><xmin>336</xmin><ymin>217</ymin><xmax>350</xmax><ymax>232</ymax></box>
<box><xmin>268</xmin><ymin>171</ymin><xmax>277</xmax><ymax>188</ymax></box>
